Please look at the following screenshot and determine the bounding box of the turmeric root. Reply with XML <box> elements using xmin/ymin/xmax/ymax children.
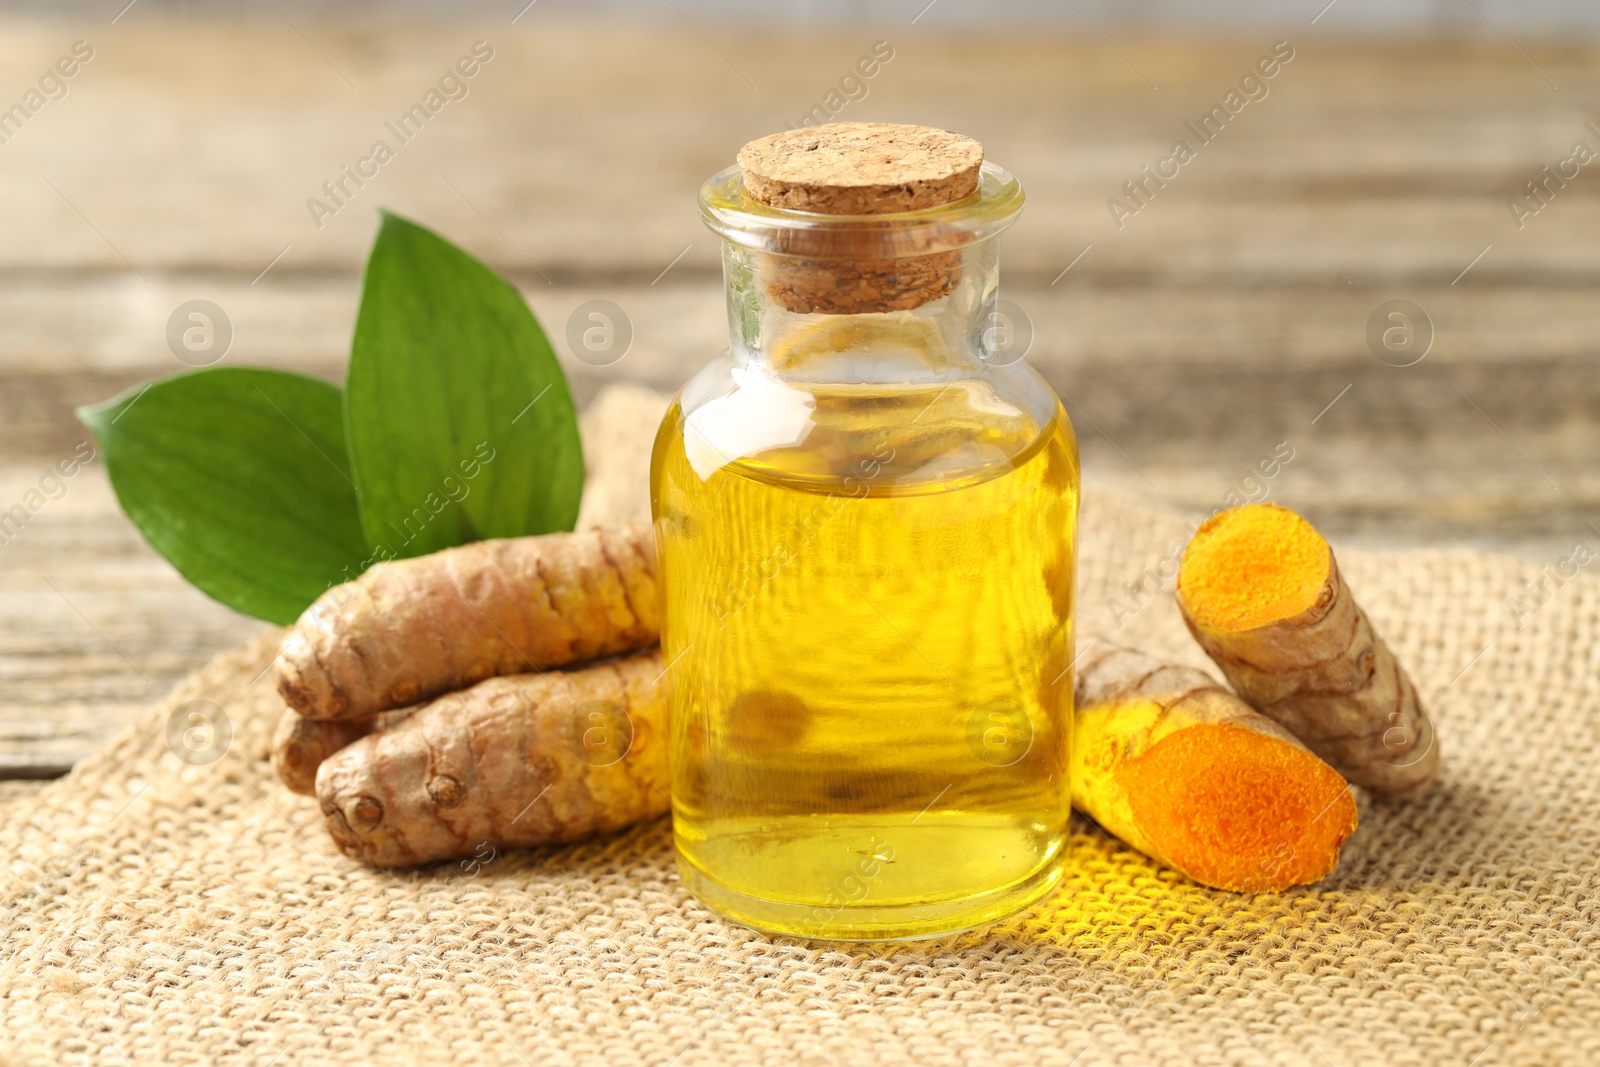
<box><xmin>277</xmin><ymin>524</ymin><xmax>658</xmax><ymax>721</ymax></box>
<box><xmin>1176</xmin><ymin>503</ymin><xmax>1439</xmax><ymax>798</ymax></box>
<box><xmin>1073</xmin><ymin>639</ymin><xmax>1358</xmax><ymax>893</ymax></box>
<box><xmin>271</xmin><ymin>708</ymin><xmax>417</xmax><ymax>795</ymax></box>
<box><xmin>272</xmin><ymin>713</ymin><xmax>374</xmax><ymax>795</ymax></box>
<box><xmin>316</xmin><ymin>648</ymin><xmax>668</xmax><ymax>868</ymax></box>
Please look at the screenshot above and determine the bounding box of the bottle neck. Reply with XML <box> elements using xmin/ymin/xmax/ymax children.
<box><xmin>720</xmin><ymin>236</ymin><xmax>1006</xmax><ymax>380</ymax></box>
<box><xmin>698</xmin><ymin>160</ymin><xmax>1025</xmax><ymax>381</ymax></box>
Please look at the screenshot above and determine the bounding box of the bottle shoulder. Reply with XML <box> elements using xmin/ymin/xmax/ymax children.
<box><xmin>655</xmin><ymin>356</ymin><xmax>1075</xmax><ymax>495</ymax></box>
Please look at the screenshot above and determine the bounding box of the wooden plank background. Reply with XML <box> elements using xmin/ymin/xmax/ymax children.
<box><xmin>1</xmin><ymin>14</ymin><xmax>1596</xmax><ymax>778</ymax></box>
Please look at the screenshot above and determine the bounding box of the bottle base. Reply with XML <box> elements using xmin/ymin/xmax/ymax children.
<box><xmin>675</xmin><ymin>850</ymin><xmax>1065</xmax><ymax>943</ymax></box>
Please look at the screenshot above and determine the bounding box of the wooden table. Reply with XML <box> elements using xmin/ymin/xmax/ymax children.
<box><xmin>2</xmin><ymin>15</ymin><xmax>1596</xmax><ymax>778</ymax></box>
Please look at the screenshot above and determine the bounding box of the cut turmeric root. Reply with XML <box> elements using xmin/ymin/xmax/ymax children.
<box><xmin>1176</xmin><ymin>503</ymin><xmax>1439</xmax><ymax>798</ymax></box>
<box><xmin>1073</xmin><ymin>639</ymin><xmax>1359</xmax><ymax>893</ymax></box>
<box><xmin>277</xmin><ymin>524</ymin><xmax>658</xmax><ymax>721</ymax></box>
<box><xmin>316</xmin><ymin>648</ymin><xmax>668</xmax><ymax>868</ymax></box>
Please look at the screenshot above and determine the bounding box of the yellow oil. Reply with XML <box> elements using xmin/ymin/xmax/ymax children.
<box><xmin>651</xmin><ymin>378</ymin><xmax>1079</xmax><ymax>940</ymax></box>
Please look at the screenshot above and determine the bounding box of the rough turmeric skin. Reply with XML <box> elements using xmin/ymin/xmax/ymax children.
<box><xmin>272</xmin><ymin>713</ymin><xmax>374</xmax><ymax>796</ymax></box>
<box><xmin>1177</xmin><ymin>504</ymin><xmax>1440</xmax><ymax>798</ymax></box>
<box><xmin>271</xmin><ymin>709</ymin><xmax>416</xmax><ymax>795</ymax></box>
<box><xmin>277</xmin><ymin>525</ymin><xmax>658</xmax><ymax>721</ymax></box>
<box><xmin>316</xmin><ymin>648</ymin><xmax>668</xmax><ymax>868</ymax></box>
<box><xmin>1073</xmin><ymin>640</ymin><xmax>1358</xmax><ymax>893</ymax></box>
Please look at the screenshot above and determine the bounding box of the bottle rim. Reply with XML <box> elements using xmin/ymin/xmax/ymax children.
<box><xmin>698</xmin><ymin>161</ymin><xmax>1025</xmax><ymax>258</ymax></box>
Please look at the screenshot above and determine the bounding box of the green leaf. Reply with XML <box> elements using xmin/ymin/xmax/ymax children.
<box><xmin>78</xmin><ymin>368</ymin><xmax>369</xmax><ymax>625</ymax></box>
<box><xmin>346</xmin><ymin>210</ymin><xmax>583</xmax><ymax>558</ymax></box>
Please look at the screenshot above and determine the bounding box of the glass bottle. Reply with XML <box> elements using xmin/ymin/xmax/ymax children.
<box><xmin>650</xmin><ymin>139</ymin><xmax>1079</xmax><ymax>940</ymax></box>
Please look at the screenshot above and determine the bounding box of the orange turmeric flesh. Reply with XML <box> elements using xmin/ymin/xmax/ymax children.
<box><xmin>1072</xmin><ymin>640</ymin><xmax>1359</xmax><ymax>893</ymax></box>
<box><xmin>1116</xmin><ymin>723</ymin><xmax>1358</xmax><ymax>893</ymax></box>
<box><xmin>1179</xmin><ymin>503</ymin><xmax>1330</xmax><ymax>633</ymax></box>
<box><xmin>1176</xmin><ymin>503</ymin><xmax>1440</xmax><ymax>799</ymax></box>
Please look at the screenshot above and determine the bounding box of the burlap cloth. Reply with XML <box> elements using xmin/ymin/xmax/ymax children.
<box><xmin>4</xmin><ymin>386</ymin><xmax>1596</xmax><ymax>1067</ymax></box>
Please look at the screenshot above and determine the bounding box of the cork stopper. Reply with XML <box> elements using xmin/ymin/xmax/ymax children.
<box><xmin>735</xmin><ymin>123</ymin><xmax>986</xmax><ymax>315</ymax></box>
<box><xmin>737</xmin><ymin>123</ymin><xmax>984</xmax><ymax>216</ymax></box>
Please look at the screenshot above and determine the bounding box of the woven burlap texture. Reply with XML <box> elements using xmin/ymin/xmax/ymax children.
<box><xmin>4</xmin><ymin>385</ymin><xmax>1596</xmax><ymax>1067</ymax></box>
